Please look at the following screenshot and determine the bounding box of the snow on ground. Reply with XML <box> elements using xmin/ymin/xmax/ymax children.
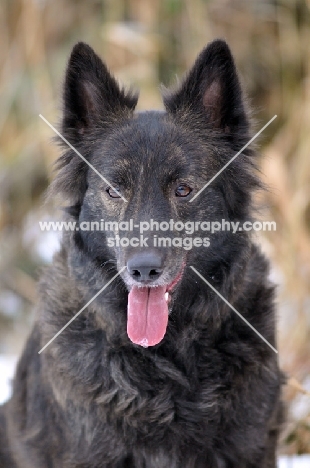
<box><xmin>0</xmin><ymin>355</ymin><xmax>18</xmax><ymax>405</ymax></box>
<box><xmin>279</xmin><ymin>456</ymin><xmax>310</xmax><ymax>467</ymax></box>
<box><xmin>0</xmin><ymin>355</ymin><xmax>309</xmax><ymax>466</ymax></box>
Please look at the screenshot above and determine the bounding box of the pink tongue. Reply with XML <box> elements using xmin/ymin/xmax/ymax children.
<box><xmin>127</xmin><ymin>286</ymin><xmax>168</xmax><ymax>347</ymax></box>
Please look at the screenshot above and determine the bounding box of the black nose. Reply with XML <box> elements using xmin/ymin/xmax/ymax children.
<box><xmin>127</xmin><ymin>252</ymin><xmax>163</xmax><ymax>283</ymax></box>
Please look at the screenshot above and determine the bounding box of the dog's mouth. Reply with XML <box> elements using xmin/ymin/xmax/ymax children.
<box><xmin>127</xmin><ymin>264</ymin><xmax>185</xmax><ymax>348</ymax></box>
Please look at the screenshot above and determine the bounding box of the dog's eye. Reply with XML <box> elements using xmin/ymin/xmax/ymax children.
<box><xmin>106</xmin><ymin>187</ymin><xmax>121</xmax><ymax>198</ymax></box>
<box><xmin>175</xmin><ymin>184</ymin><xmax>192</xmax><ymax>197</ymax></box>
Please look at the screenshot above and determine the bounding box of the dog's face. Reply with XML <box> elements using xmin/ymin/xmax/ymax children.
<box><xmin>52</xmin><ymin>41</ymin><xmax>258</xmax><ymax>347</ymax></box>
<box><xmin>81</xmin><ymin>112</ymin><xmax>222</xmax><ymax>278</ymax></box>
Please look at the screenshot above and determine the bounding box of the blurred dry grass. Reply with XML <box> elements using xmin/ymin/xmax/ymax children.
<box><xmin>0</xmin><ymin>0</ymin><xmax>309</xmax><ymax>453</ymax></box>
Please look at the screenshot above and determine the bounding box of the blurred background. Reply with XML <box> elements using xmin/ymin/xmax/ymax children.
<box><xmin>0</xmin><ymin>0</ymin><xmax>309</xmax><ymax>456</ymax></box>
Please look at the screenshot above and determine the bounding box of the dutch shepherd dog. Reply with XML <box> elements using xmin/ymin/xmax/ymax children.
<box><xmin>0</xmin><ymin>40</ymin><xmax>283</xmax><ymax>467</ymax></box>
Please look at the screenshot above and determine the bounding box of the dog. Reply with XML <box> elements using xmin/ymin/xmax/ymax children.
<box><xmin>0</xmin><ymin>39</ymin><xmax>283</xmax><ymax>467</ymax></box>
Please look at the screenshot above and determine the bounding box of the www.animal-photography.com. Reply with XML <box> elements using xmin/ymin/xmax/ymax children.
<box><xmin>0</xmin><ymin>1</ymin><xmax>309</xmax><ymax>467</ymax></box>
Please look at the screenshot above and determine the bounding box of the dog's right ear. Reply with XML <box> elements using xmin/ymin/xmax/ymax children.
<box><xmin>49</xmin><ymin>43</ymin><xmax>138</xmax><ymax>206</ymax></box>
<box><xmin>62</xmin><ymin>42</ymin><xmax>138</xmax><ymax>142</ymax></box>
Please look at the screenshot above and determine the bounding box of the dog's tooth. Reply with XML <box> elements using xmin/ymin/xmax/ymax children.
<box><xmin>164</xmin><ymin>292</ymin><xmax>169</xmax><ymax>302</ymax></box>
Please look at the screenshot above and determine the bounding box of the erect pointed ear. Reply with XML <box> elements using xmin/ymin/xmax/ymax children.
<box><xmin>49</xmin><ymin>43</ymin><xmax>138</xmax><ymax>207</ymax></box>
<box><xmin>163</xmin><ymin>40</ymin><xmax>249</xmax><ymax>134</ymax></box>
<box><xmin>62</xmin><ymin>42</ymin><xmax>138</xmax><ymax>141</ymax></box>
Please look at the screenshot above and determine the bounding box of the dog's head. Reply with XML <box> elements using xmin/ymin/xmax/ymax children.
<box><xmin>50</xmin><ymin>40</ymin><xmax>258</xmax><ymax>347</ymax></box>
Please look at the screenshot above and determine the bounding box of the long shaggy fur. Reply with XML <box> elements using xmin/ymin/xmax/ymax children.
<box><xmin>0</xmin><ymin>40</ymin><xmax>283</xmax><ymax>468</ymax></box>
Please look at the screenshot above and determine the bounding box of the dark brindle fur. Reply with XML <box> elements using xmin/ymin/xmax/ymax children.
<box><xmin>0</xmin><ymin>40</ymin><xmax>283</xmax><ymax>467</ymax></box>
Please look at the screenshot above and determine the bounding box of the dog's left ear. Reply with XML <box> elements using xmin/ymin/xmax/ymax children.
<box><xmin>163</xmin><ymin>40</ymin><xmax>249</xmax><ymax>133</ymax></box>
